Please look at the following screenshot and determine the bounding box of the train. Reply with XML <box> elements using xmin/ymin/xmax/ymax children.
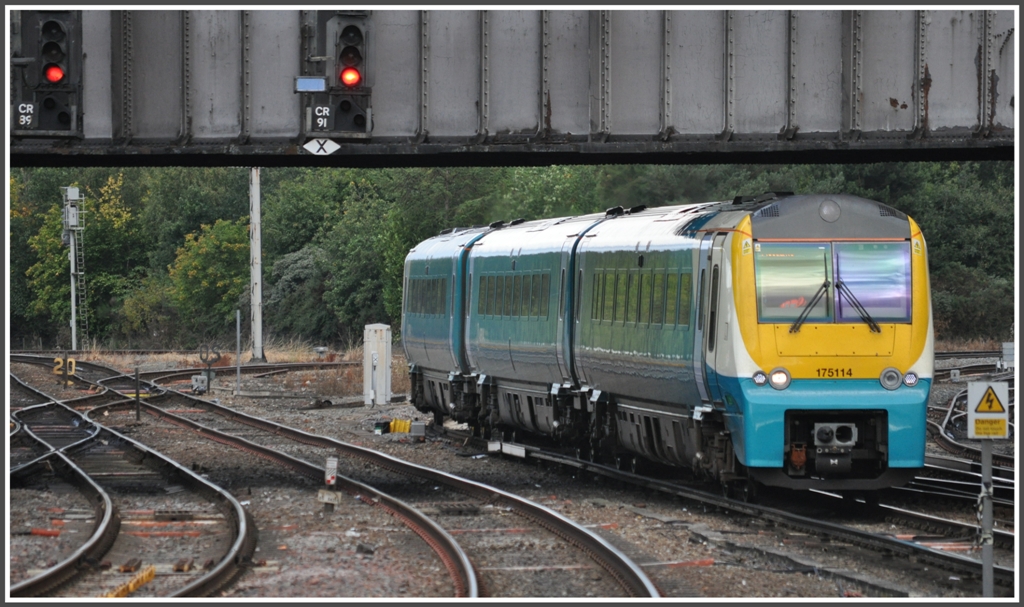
<box><xmin>401</xmin><ymin>192</ymin><xmax>934</xmax><ymax>497</ymax></box>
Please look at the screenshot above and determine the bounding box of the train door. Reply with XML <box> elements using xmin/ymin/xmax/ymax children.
<box><xmin>693</xmin><ymin>232</ymin><xmax>727</xmax><ymax>404</ymax></box>
<box><xmin>703</xmin><ymin>232</ymin><xmax>729</xmax><ymax>403</ymax></box>
<box><xmin>692</xmin><ymin>234</ymin><xmax>713</xmax><ymax>404</ymax></box>
<box><xmin>554</xmin><ymin>238</ymin><xmax>574</xmax><ymax>383</ymax></box>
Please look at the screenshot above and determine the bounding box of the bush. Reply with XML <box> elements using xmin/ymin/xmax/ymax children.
<box><xmin>930</xmin><ymin>262</ymin><xmax>1014</xmax><ymax>341</ymax></box>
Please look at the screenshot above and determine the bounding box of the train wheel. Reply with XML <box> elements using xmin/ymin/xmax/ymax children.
<box><xmin>737</xmin><ymin>480</ymin><xmax>759</xmax><ymax>503</ymax></box>
<box><xmin>614</xmin><ymin>454</ymin><xmax>626</xmax><ymax>470</ymax></box>
<box><xmin>575</xmin><ymin>445</ymin><xmax>588</xmax><ymax>461</ymax></box>
<box><xmin>629</xmin><ymin>456</ymin><xmax>641</xmax><ymax>475</ymax></box>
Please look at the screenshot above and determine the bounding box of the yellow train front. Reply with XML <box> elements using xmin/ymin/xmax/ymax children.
<box><xmin>722</xmin><ymin>194</ymin><xmax>934</xmax><ymax>491</ymax></box>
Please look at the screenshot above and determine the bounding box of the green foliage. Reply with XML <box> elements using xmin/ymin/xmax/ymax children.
<box><xmin>262</xmin><ymin>168</ymin><xmax>350</xmax><ymax>264</ymax></box>
<box><xmin>168</xmin><ymin>218</ymin><xmax>250</xmax><ymax>335</ymax></box>
<box><xmin>264</xmin><ymin>245</ymin><xmax>336</xmax><ymax>341</ymax></box>
<box><xmin>141</xmin><ymin>167</ymin><xmax>249</xmax><ymax>272</ymax></box>
<box><xmin>116</xmin><ymin>273</ymin><xmax>181</xmax><ymax>348</ymax></box>
<box><xmin>930</xmin><ymin>262</ymin><xmax>1014</xmax><ymax>341</ymax></box>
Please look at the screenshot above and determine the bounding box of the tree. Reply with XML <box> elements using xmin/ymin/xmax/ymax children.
<box><xmin>141</xmin><ymin>167</ymin><xmax>249</xmax><ymax>273</ymax></box>
<box><xmin>168</xmin><ymin>218</ymin><xmax>250</xmax><ymax>337</ymax></box>
<box><xmin>264</xmin><ymin>245</ymin><xmax>338</xmax><ymax>342</ymax></box>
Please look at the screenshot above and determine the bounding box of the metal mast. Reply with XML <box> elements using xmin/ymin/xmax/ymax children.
<box><xmin>61</xmin><ymin>186</ymin><xmax>87</xmax><ymax>349</ymax></box>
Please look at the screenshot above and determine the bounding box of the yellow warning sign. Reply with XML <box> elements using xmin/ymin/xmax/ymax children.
<box><xmin>973</xmin><ymin>418</ymin><xmax>1007</xmax><ymax>438</ymax></box>
<box><xmin>975</xmin><ymin>386</ymin><xmax>1006</xmax><ymax>413</ymax></box>
<box><xmin>742</xmin><ymin>239</ymin><xmax>752</xmax><ymax>256</ymax></box>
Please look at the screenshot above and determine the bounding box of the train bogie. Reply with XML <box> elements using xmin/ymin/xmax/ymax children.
<box><xmin>402</xmin><ymin>193</ymin><xmax>934</xmax><ymax>492</ymax></box>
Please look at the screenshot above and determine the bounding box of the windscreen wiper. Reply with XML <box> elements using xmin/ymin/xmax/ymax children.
<box><xmin>789</xmin><ymin>280</ymin><xmax>829</xmax><ymax>333</ymax></box>
<box><xmin>836</xmin><ymin>280</ymin><xmax>881</xmax><ymax>333</ymax></box>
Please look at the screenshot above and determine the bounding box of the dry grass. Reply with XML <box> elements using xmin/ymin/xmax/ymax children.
<box><xmin>80</xmin><ymin>340</ymin><xmax>410</xmax><ymax>397</ymax></box>
<box><xmin>934</xmin><ymin>337</ymin><xmax>1006</xmax><ymax>352</ymax></box>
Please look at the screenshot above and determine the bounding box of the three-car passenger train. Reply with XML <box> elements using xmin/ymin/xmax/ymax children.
<box><xmin>401</xmin><ymin>193</ymin><xmax>933</xmax><ymax>495</ymax></box>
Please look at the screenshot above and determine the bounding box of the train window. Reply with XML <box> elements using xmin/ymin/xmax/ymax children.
<box><xmin>612</xmin><ymin>272</ymin><xmax>625</xmax><ymax>323</ymax></box>
<box><xmin>603</xmin><ymin>272</ymin><xmax>615</xmax><ymax>321</ymax></box>
<box><xmin>536</xmin><ymin>272</ymin><xmax>544</xmax><ymax>315</ymax></box>
<box><xmin>626</xmin><ymin>273</ymin><xmax>639</xmax><ymax>324</ymax></box>
<box><xmin>478</xmin><ymin>274</ymin><xmax>486</xmax><ymax>315</ymax></box>
<box><xmin>504</xmin><ymin>275</ymin><xmax>514</xmax><ymax>317</ymax></box>
<box><xmin>755</xmin><ymin>242</ymin><xmax>833</xmax><ymax>323</ymax></box>
<box><xmin>639</xmin><ymin>273</ymin><xmax>652</xmax><ymax>324</ymax></box>
<box><xmin>592</xmin><ymin>273</ymin><xmax>602</xmax><ymax>321</ymax></box>
<box><xmin>513</xmin><ymin>275</ymin><xmax>523</xmax><ymax>317</ymax></box>
<box><xmin>665</xmin><ymin>273</ymin><xmax>678</xmax><ymax>325</ymax></box>
<box><xmin>532</xmin><ymin>274</ymin><xmax>543</xmax><ymax>317</ymax></box>
<box><xmin>697</xmin><ymin>270</ymin><xmax>706</xmax><ymax>331</ymax></box>
<box><xmin>678</xmin><ymin>273</ymin><xmax>692</xmax><ymax>327</ymax></box>
<box><xmin>484</xmin><ymin>276</ymin><xmax>494</xmax><ymax>316</ymax></box>
<box><xmin>558</xmin><ymin>269</ymin><xmax>565</xmax><ymax>320</ymax></box>
<box><xmin>651</xmin><ymin>273</ymin><xmax>665</xmax><ymax>324</ymax></box>
<box><xmin>707</xmin><ymin>266</ymin><xmax>719</xmax><ymax>351</ymax></box>
<box><xmin>541</xmin><ymin>273</ymin><xmax>550</xmax><ymax>318</ymax></box>
<box><xmin>834</xmin><ymin>242</ymin><xmax>912</xmax><ymax>322</ymax></box>
<box><xmin>522</xmin><ymin>274</ymin><xmax>532</xmax><ymax>317</ymax></box>
<box><xmin>495</xmin><ymin>275</ymin><xmax>505</xmax><ymax>316</ymax></box>
<box><xmin>575</xmin><ymin>269</ymin><xmax>584</xmax><ymax>321</ymax></box>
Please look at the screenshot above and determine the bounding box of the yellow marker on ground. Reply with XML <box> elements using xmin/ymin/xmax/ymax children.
<box><xmin>101</xmin><ymin>564</ymin><xmax>156</xmax><ymax>598</ymax></box>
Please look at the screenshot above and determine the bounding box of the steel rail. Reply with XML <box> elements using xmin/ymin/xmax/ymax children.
<box><xmin>463</xmin><ymin>431</ymin><xmax>1016</xmax><ymax>590</ymax></box>
<box><xmin>8</xmin><ymin>392</ymin><xmax>255</xmax><ymax>597</ymax></box>
<box><xmin>928</xmin><ymin>421</ymin><xmax>1015</xmax><ymax>469</ymax></box>
<box><xmin>134</xmin><ymin>382</ymin><xmax>658</xmax><ymax>597</ymax></box>
<box><xmin>10</xmin><ymin>451</ymin><xmax>120</xmax><ymax>598</ymax></box>
<box><xmin>87</xmin><ymin>398</ymin><xmax>479</xmax><ymax>598</ymax></box>
<box><xmin>62</xmin><ymin>422</ymin><xmax>257</xmax><ymax>598</ymax></box>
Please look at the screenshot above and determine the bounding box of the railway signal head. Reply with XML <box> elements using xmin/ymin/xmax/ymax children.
<box><xmin>336</xmin><ymin>23</ymin><xmax>365</xmax><ymax>90</ymax></box>
<box><xmin>12</xmin><ymin>10</ymin><xmax>82</xmax><ymax>136</ymax></box>
<box><xmin>40</xmin><ymin>18</ymin><xmax>69</xmax><ymax>83</ymax></box>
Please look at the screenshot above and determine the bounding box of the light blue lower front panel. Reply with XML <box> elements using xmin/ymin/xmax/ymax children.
<box><xmin>717</xmin><ymin>377</ymin><xmax>931</xmax><ymax>469</ymax></box>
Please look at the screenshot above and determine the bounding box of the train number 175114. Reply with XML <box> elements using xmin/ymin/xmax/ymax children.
<box><xmin>816</xmin><ymin>367</ymin><xmax>853</xmax><ymax>378</ymax></box>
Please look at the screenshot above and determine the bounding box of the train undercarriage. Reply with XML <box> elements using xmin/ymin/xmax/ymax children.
<box><xmin>411</xmin><ymin>367</ymin><xmax>909</xmax><ymax>497</ymax></box>
<box><xmin>411</xmin><ymin>367</ymin><xmax>756</xmax><ymax>495</ymax></box>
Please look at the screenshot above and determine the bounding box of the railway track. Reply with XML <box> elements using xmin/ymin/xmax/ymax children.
<box><xmin>90</xmin><ymin>383</ymin><xmax>659</xmax><ymax>598</ymax></box>
<box><xmin>10</xmin><ymin>405</ymin><xmax>256</xmax><ymax>597</ymax></box>
<box><xmin>439</xmin><ymin>426</ymin><xmax>1016</xmax><ymax>594</ymax></box>
<box><xmin>9</xmin><ymin>360</ymin><xmax>655</xmax><ymax>597</ymax></box>
<box><xmin>9</xmin><ymin>376</ymin><xmax>256</xmax><ymax>598</ymax></box>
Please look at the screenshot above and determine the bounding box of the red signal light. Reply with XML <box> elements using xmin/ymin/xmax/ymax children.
<box><xmin>340</xmin><ymin>67</ymin><xmax>361</xmax><ymax>88</ymax></box>
<box><xmin>44</xmin><ymin>64</ymin><xmax>65</xmax><ymax>83</ymax></box>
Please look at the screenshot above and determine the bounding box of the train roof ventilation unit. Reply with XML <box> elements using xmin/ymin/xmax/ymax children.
<box><xmin>877</xmin><ymin>204</ymin><xmax>906</xmax><ymax>219</ymax></box>
<box><xmin>754</xmin><ymin>204</ymin><xmax>780</xmax><ymax>218</ymax></box>
<box><xmin>605</xmin><ymin>206</ymin><xmax>624</xmax><ymax>217</ymax></box>
<box><xmin>509</xmin><ymin>218</ymin><xmax>526</xmax><ymax>226</ymax></box>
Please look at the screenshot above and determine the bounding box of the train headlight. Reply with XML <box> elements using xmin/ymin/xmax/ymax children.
<box><xmin>752</xmin><ymin>371</ymin><xmax>768</xmax><ymax>386</ymax></box>
<box><xmin>903</xmin><ymin>372</ymin><xmax>919</xmax><ymax>387</ymax></box>
<box><xmin>768</xmin><ymin>368</ymin><xmax>791</xmax><ymax>390</ymax></box>
<box><xmin>879</xmin><ymin>367</ymin><xmax>902</xmax><ymax>390</ymax></box>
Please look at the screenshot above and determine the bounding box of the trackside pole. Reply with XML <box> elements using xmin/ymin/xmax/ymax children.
<box><xmin>980</xmin><ymin>441</ymin><xmax>993</xmax><ymax>597</ymax></box>
<box><xmin>236</xmin><ymin>309</ymin><xmax>242</xmax><ymax>394</ymax></box>
<box><xmin>250</xmin><ymin>167</ymin><xmax>265</xmax><ymax>362</ymax></box>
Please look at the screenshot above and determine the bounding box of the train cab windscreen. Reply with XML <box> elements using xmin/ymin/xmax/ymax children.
<box><xmin>833</xmin><ymin>242</ymin><xmax>912</xmax><ymax>323</ymax></box>
<box><xmin>754</xmin><ymin>242</ymin><xmax>833</xmax><ymax>323</ymax></box>
<box><xmin>754</xmin><ymin>241</ymin><xmax>912</xmax><ymax>324</ymax></box>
